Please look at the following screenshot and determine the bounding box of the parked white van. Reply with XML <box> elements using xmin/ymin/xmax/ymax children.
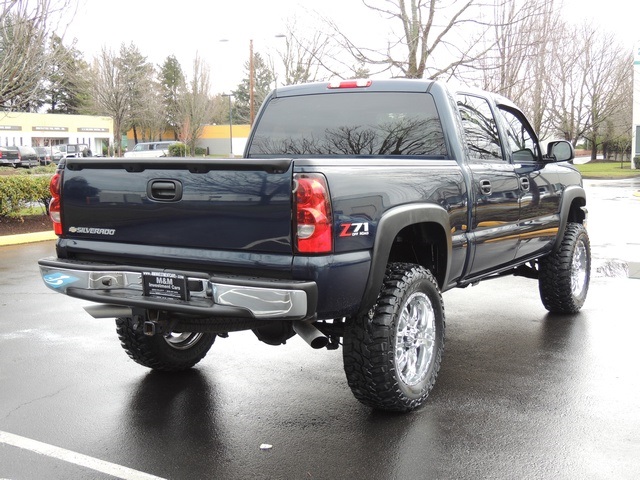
<box><xmin>124</xmin><ymin>141</ymin><xmax>178</xmax><ymax>158</ymax></box>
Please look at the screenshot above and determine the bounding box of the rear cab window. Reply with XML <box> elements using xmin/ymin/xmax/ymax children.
<box><xmin>247</xmin><ymin>92</ymin><xmax>447</xmax><ymax>158</ymax></box>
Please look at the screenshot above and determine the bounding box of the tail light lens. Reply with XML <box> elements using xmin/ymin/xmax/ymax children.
<box><xmin>49</xmin><ymin>171</ymin><xmax>62</xmax><ymax>235</ymax></box>
<box><xmin>294</xmin><ymin>173</ymin><xmax>333</xmax><ymax>253</ymax></box>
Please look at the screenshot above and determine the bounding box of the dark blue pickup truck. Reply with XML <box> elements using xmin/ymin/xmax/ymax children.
<box><xmin>39</xmin><ymin>79</ymin><xmax>590</xmax><ymax>411</ymax></box>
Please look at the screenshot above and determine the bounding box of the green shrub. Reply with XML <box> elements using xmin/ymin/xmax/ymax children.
<box><xmin>21</xmin><ymin>164</ymin><xmax>56</xmax><ymax>175</ymax></box>
<box><xmin>195</xmin><ymin>147</ymin><xmax>208</xmax><ymax>156</ymax></box>
<box><xmin>0</xmin><ymin>174</ymin><xmax>52</xmax><ymax>218</ymax></box>
<box><xmin>167</xmin><ymin>143</ymin><xmax>209</xmax><ymax>157</ymax></box>
<box><xmin>168</xmin><ymin>143</ymin><xmax>186</xmax><ymax>156</ymax></box>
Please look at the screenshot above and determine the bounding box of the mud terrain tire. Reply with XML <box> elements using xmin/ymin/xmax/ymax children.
<box><xmin>116</xmin><ymin>317</ymin><xmax>215</xmax><ymax>371</ymax></box>
<box><xmin>343</xmin><ymin>263</ymin><xmax>445</xmax><ymax>412</ymax></box>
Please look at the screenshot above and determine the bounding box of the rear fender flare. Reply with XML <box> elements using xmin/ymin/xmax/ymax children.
<box><xmin>359</xmin><ymin>204</ymin><xmax>452</xmax><ymax>314</ymax></box>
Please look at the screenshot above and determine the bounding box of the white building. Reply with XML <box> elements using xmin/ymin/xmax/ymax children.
<box><xmin>0</xmin><ymin>112</ymin><xmax>113</xmax><ymax>155</ymax></box>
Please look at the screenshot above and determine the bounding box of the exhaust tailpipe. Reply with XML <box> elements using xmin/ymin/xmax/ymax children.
<box><xmin>293</xmin><ymin>321</ymin><xmax>329</xmax><ymax>349</ymax></box>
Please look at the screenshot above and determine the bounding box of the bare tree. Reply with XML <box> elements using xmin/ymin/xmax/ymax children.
<box><xmin>176</xmin><ymin>55</ymin><xmax>216</xmax><ymax>155</ymax></box>
<box><xmin>478</xmin><ymin>0</ymin><xmax>560</xmax><ymax>136</ymax></box>
<box><xmin>135</xmin><ymin>79</ymin><xmax>167</xmax><ymax>143</ymax></box>
<box><xmin>581</xmin><ymin>32</ymin><xmax>631</xmax><ymax>160</ymax></box>
<box><xmin>89</xmin><ymin>47</ymin><xmax>129</xmax><ymax>156</ymax></box>
<box><xmin>0</xmin><ymin>0</ymin><xmax>74</xmax><ymax>111</ymax></box>
<box><xmin>277</xmin><ymin>20</ymin><xmax>334</xmax><ymax>85</ymax></box>
<box><xmin>328</xmin><ymin>0</ymin><xmax>495</xmax><ymax>80</ymax></box>
<box><xmin>547</xmin><ymin>22</ymin><xmax>631</xmax><ymax>156</ymax></box>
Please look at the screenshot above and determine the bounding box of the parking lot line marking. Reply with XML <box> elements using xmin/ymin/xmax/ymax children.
<box><xmin>0</xmin><ymin>430</ymin><xmax>166</xmax><ymax>480</ymax></box>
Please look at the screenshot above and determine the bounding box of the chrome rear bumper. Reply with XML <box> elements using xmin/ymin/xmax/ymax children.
<box><xmin>38</xmin><ymin>257</ymin><xmax>316</xmax><ymax>320</ymax></box>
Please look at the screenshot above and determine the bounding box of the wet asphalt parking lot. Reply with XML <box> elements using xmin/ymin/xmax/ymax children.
<box><xmin>1</xmin><ymin>179</ymin><xmax>639</xmax><ymax>479</ymax></box>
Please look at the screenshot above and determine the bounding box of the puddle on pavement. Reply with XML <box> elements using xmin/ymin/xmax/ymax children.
<box><xmin>593</xmin><ymin>258</ymin><xmax>633</xmax><ymax>278</ymax></box>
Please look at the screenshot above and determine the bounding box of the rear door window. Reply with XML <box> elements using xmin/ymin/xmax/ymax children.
<box><xmin>457</xmin><ymin>94</ymin><xmax>504</xmax><ymax>161</ymax></box>
<box><xmin>248</xmin><ymin>92</ymin><xmax>447</xmax><ymax>157</ymax></box>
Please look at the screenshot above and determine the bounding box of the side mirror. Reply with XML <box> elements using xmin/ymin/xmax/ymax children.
<box><xmin>546</xmin><ymin>140</ymin><xmax>574</xmax><ymax>163</ymax></box>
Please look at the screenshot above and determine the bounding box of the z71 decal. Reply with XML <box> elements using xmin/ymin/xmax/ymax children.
<box><xmin>339</xmin><ymin>222</ymin><xmax>370</xmax><ymax>237</ymax></box>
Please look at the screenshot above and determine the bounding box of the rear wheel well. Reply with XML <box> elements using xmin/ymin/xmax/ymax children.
<box><xmin>388</xmin><ymin>222</ymin><xmax>447</xmax><ymax>288</ymax></box>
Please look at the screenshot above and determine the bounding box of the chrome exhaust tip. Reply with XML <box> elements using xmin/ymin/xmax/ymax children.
<box><xmin>293</xmin><ymin>321</ymin><xmax>329</xmax><ymax>349</ymax></box>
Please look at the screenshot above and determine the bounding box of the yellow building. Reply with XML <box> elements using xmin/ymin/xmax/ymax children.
<box><xmin>0</xmin><ymin>112</ymin><xmax>113</xmax><ymax>155</ymax></box>
<box><xmin>126</xmin><ymin>124</ymin><xmax>251</xmax><ymax>156</ymax></box>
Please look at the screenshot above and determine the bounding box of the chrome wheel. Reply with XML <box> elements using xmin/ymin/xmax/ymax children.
<box><xmin>343</xmin><ymin>263</ymin><xmax>445</xmax><ymax>411</ymax></box>
<box><xmin>395</xmin><ymin>292</ymin><xmax>436</xmax><ymax>386</ymax></box>
<box><xmin>163</xmin><ymin>332</ymin><xmax>204</xmax><ymax>350</ymax></box>
<box><xmin>571</xmin><ymin>240</ymin><xmax>588</xmax><ymax>297</ymax></box>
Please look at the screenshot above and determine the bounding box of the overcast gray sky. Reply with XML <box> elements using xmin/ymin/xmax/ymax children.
<box><xmin>62</xmin><ymin>0</ymin><xmax>639</xmax><ymax>94</ymax></box>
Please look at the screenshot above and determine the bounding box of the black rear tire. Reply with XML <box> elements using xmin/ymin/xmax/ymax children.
<box><xmin>538</xmin><ymin>222</ymin><xmax>591</xmax><ymax>313</ymax></box>
<box><xmin>115</xmin><ymin>317</ymin><xmax>215</xmax><ymax>372</ymax></box>
<box><xmin>343</xmin><ymin>263</ymin><xmax>445</xmax><ymax>412</ymax></box>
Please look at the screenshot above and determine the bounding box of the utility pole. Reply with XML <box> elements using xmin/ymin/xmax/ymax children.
<box><xmin>250</xmin><ymin>39</ymin><xmax>255</xmax><ymax>126</ymax></box>
<box><xmin>633</xmin><ymin>42</ymin><xmax>640</xmax><ymax>169</ymax></box>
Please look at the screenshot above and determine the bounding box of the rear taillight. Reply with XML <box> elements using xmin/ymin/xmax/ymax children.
<box><xmin>294</xmin><ymin>173</ymin><xmax>333</xmax><ymax>253</ymax></box>
<box><xmin>49</xmin><ymin>171</ymin><xmax>62</xmax><ymax>235</ymax></box>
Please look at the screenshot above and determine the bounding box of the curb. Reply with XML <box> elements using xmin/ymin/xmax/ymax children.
<box><xmin>0</xmin><ymin>230</ymin><xmax>57</xmax><ymax>247</ymax></box>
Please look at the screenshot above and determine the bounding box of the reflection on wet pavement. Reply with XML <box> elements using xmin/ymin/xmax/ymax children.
<box><xmin>585</xmin><ymin>179</ymin><xmax>640</xmax><ymax>279</ymax></box>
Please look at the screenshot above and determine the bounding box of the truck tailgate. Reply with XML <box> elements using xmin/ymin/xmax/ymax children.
<box><xmin>60</xmin><ymin>158</ymin><xmax>294</xmax><ymax>254</ymax></box>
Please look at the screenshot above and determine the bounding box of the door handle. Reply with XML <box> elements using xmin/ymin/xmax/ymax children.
<box><xmin>148</xmin><ymin>179</ymin><xmax>183</xmax><ymax>201</ymax></box>
<box><xmin>520</xmin><ymin>177</ymin><xmax>530</xmax><ymax>191</ymax></box>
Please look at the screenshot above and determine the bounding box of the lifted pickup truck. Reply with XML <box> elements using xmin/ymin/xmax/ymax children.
<box><xmin>39</xmin><ymin>79</ymin><xmax>589</xmax><ymax>411</ymax></box>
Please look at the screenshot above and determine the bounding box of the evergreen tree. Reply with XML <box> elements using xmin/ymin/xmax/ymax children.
<box><xmin>233</xmin><ymin>52</ymin><xmax>274</xmax><ymax>124</ymax></box>
<box><xmin>159</xmin><ymin>55</ymin><xmax>185</xmax><ymax>139</ymax></box>
<box><xmin>45</xmin><ymin>35</ymin><xmax>90</xmax><ymax>114</ymax></box>
<box><xmin>119</xmin><ymin>43</ymin><xmax>155</xmax><ymax>144</ymax></box>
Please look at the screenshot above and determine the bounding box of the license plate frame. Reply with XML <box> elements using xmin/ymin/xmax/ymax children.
<box><xmin>142</xmin><ymin>271</ymin><xmax>189</xmax><ymax>301</ymax></box>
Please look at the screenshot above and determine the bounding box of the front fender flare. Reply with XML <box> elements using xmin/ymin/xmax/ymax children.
<box><xmin>555</xmin><ymin>185</ymin><xmax>587</xmax><ymax>251</ymax></box>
